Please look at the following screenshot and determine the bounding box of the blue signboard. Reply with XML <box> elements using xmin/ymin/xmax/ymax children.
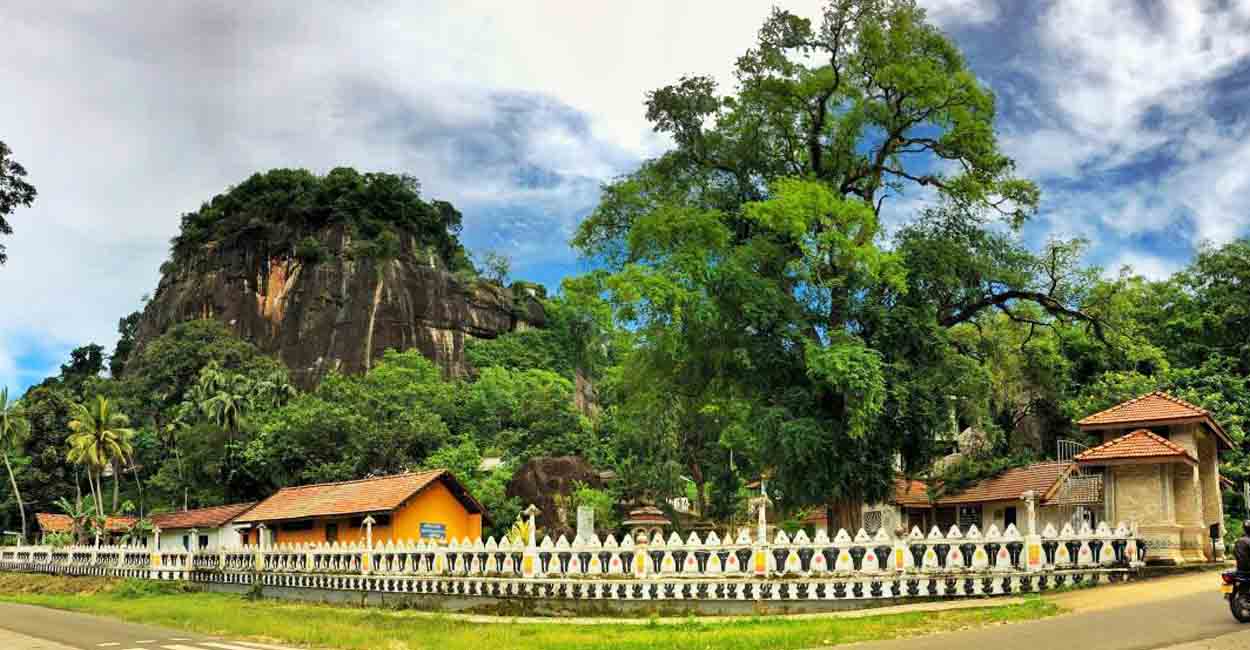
<box><xmin>419</xmin><ymin>522</ymin><xmax>446</xmax><ymax>540</ymax></box>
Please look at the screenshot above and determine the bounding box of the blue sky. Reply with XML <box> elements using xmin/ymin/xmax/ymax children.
<box><xmin>2</xmin><ymin>0</ymin><xmax>1249</xmax><ymax>396</ymax></box>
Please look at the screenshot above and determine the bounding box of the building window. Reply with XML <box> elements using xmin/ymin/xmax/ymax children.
<box><xmin>325</xmin><ymin>523</ymin><xmax>338</xmax><ymax>543</ymax></box>
<box><xmin>280</xmin><ymin>520</ymin><xmax>314</xmax><ymax>532</ymax></box>
<box><xmin>1004</xmin><ymin>506</ymin><xmax>1017</xmax><ymax>528</ymax></box>
<box><xmin>198</xmin><ymin>535</ymin><xmax>209</xmax><ymax>550</ymax></box>
<box><xmin>181</xmin><ymin>535</ymin><xmax>189</xmax><ymax>551</ymax></box>
<box><xmin>957</xmin><ymin>505</ymin><xmax>981</xmax><ymax>529</ymax></box>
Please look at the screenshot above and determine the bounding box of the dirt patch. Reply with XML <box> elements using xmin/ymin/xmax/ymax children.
<box><xmin>0</xmin><ymin>573</ymin><xmax>122</xmax><ymax>596</ymax></box>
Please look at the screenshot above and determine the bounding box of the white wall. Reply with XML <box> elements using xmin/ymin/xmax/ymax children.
<box><xmin>147</xmin><ymin>526</ymin><xmax>247</xmax><ymax>551</ymax></box>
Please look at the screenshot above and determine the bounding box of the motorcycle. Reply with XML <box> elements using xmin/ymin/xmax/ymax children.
<box><xmin>1222</xmin><ymin>571</ymin><xmax>1250</xmax><ymax>622</ymax></box>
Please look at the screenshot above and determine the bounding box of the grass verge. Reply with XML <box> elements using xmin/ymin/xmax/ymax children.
<box><xmin>0</xmin><ymin>575</ymin><xmax>1057</xmax><ymax>650</ymax></box>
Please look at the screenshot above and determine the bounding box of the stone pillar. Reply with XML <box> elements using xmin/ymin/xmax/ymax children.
<box><xmin>255</xmin><ymin>524</ymin><xmax>267</xmax><ymax>571</ymax></box>
<box><xmin>151</xmin><ymin>526</ymin><xmax>162</xmax><ymax>570</ymax></box>
<box><xmin>1022</xmin><ymin>490</ymin><xmax>1044</xmax><ymax>572</ymax></box>
<box><xmin>362</xmin><ymin>515</ymin><xmax>375</xmax><ymax>574</ymax></box>
<box><xmin>749</xmin><ymin>493</ymin><xmax>773</xmax><ymax>576</ymax></box>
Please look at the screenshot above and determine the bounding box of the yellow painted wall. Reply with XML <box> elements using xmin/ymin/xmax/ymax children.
<box><xmin>252</xmin><ymin>479</ymin><xmax>482</xmax><ymax>545</ymax></box>
<box><xmin>391</xmin><ymin>479</ymin><xmax>482</xmax><ymax>542</ymax></box>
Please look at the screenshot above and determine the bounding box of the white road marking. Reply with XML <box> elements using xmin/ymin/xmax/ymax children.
<box><xmin>98</xmin><ymin>644</ymin><xmax>121</xmax><ymax>647</ymax></box>
<box><xmin>200</xmin><ymin>643</ymin><xmax>270</xmax><ymax>650</ymax></box>
<box><xmin>159</xmin><ymin>645</ymin><xmax>202</xmax><ymax>650</ymax></box>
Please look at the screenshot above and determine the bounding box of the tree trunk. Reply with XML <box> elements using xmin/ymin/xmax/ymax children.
<box><xmin>2</xmin><ymin>452</ymin><xmax>26</xmax><ymax>543</ymax></box>
<box><xmin>112</xmin><ymin>459</ymin><xmax>120</xmax><ymax>514</ymax></box>
<box><xmin>131</xmin><ymin>464</ymin><xmax>144</xmax><ymax>518</ymax></box>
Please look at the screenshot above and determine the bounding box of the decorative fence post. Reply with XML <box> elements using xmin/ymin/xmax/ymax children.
<box><xmin>255</xmin><ymin>524</ymin><xmax>267</xmax><ymax>571</ymax></box>
<box><xmin>362</xmin><ymin>515</ymin><xmax>375</xmax><ymax>575</ymax></box>
<box><xmin>521</xmin><ymin>504</ymin><xmax>539</xmax><ymax>579</ymax></box>
<box><xmin>1021</xmin><ymin>490</ymin><xmax>1044</xmax><ymax>571</ymax></box>
<box><xmin>151</xmin><ymin>526</ymin><xmax>162</xmax><ymax>573</ymax></box>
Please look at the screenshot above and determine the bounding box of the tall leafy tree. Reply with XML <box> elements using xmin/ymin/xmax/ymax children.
<box><xmin>0</xmin><ymin>139</ymin><xmax>37</xmax><ymax>265</ymax></box>
<box><xmin>66</xmin><ymin>397</ymin><xmax>135</xmax><ymax>517</ymax></box>
<box><xmin>572</xmin><ymin>0</ymin><xmax>1098</xmax><ymax>529</ymax></box>
<box><xmin>0</xmin><ymin>388</ymin><xmax>30</xmax><ymax>540</ymax></box>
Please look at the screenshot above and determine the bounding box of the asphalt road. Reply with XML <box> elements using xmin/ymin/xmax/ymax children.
<box><xmin>0</xmin><ymin>602</ymin><xmax>288</xmax><ymax>650</ymax></box>
<box><xmin>847</xmin><ymin>578</ymin><xmax>1248</xmax><ymax>650</ymax></box>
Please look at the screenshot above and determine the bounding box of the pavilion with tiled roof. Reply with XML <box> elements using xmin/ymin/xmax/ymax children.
<box><xmin>1076</xmin><ymin>391</ymin><xmax>1229</xmax><ymax>564</ymax></box>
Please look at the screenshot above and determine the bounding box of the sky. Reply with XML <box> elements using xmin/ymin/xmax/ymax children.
<box><xmin>2</xmin><ymin>0</ymin><xmax>1249</xmax><ymax>395</ymax></box>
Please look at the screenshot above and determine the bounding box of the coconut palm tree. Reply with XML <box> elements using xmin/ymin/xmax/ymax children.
<box><xmin>66</xmin><ymin>396</ymin><xmax>134</xmax><ymax>518</ymax></box>
<box><xmin>0</xmin><ymin>388</ymin><xmax>30</xmax><ymax>542</ymax></box>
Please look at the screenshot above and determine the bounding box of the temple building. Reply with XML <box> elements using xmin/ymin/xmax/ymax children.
<box><xmin>1074</xmin><ymin>391</ymin><xmax>1230</xmax><ymax>564</ymax></box>
<box><xmin>829</xmin><ymin>391</ymin><xmax>1229</xmax><ymax>565</ymax></box>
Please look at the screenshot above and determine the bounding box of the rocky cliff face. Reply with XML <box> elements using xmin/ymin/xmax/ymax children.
<box><xmin>130</xmin><ymin>226</ymin><xmax>545</xmax><ymax>387</ymax></box>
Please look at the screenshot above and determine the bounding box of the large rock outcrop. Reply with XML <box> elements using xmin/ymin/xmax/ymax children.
<box><xmin>130</xmin><ymin>226</ymin><xmax>545</xmax><ymax>387</ymax></box>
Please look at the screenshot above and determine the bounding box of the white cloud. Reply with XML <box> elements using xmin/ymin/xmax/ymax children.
<box><xmin>1101</xmin><ymin>250</ymin><xmax>1183</xmax><ymax>282</ymax></box>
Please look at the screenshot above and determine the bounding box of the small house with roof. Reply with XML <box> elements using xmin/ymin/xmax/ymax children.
<box><xmin>1074</xmin><ymin>391</ymin><xmax>1231</xmax><ymax>564</ymax></box>
<box><xmin>148</xmin><ymin>502</ymin><xmax>257</xmax><ymax>551</ymax></box>
<box><xmin>887</xmin><ymin>461</ymin><xmax>1086</xmax><ymax>535</ymax></box>
<box><xmin>232</xmin><ymin>469</ymin><xmax>485</xmax><ymax>546</ymax></box>
<box><xmin>34</xmin><ymin>513</ymin><xmax>136</xmax><ymax>545</ymax></box>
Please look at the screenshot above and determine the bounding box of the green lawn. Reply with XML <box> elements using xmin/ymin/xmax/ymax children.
<box><xmin>0</xmin><ymin>575</ymin><xmax>1057</xmax><ymax>650</ymax></box>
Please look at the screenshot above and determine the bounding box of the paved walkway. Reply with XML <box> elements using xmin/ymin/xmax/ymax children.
<box><xmin>0</xmin><ymin>602</ymin><xmax>293</xmax><ymax>650</ymax></box>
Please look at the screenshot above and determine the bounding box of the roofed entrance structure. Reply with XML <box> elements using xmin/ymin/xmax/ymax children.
<box><xmin>1076</xmin><ymin>391</ymin><xmax>1231</xmax><ymax>564</ymax></box>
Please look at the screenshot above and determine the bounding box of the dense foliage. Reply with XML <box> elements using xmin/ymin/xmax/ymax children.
<box><xmin>168</xmin><ymin>167</ymin><xmax>473</xmax><ymax>273</ymax></box>
<box><xmin>0</xmin><ymin>139</ymin><xmax>38</xmax><ymax>265</ymax></box>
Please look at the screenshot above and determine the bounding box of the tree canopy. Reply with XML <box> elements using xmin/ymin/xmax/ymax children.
<box><xmin>168</xmin><ymin>167</ymin><xmax>473</xmax><ymax>273</ymax></box>
<box><xmin>0</xmin><ymin>139</ymin><xmax>37</xmax><ymax>265</ymax></box>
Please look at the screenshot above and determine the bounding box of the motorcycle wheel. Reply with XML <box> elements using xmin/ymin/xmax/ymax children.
<box><xmin>1232</xmin><ymin>590</ymin><xmax>1250</xmax><ymax>623</ymax></box>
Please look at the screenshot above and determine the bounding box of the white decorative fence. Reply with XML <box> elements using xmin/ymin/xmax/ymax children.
<box><xmin>0</xmin><ymin>521</ymin><xmax>1143</xmax><ymax>605</ymax></box>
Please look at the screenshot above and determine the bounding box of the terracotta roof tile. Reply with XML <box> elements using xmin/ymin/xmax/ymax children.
<box><xmin>622</xmin><ymin>506</ymin><xmax>670</xmax><ymax>526</ymax></box>
<box><xmin>234</xmin><ymin>470</ymin><xmax>482</xmax><ymax>524</ymax></box>
<box><xmin>151</xmin><ymin>502</ymin><xmax>257</xmax><ymax>530</ymax></box>
<box><xmin>1074</xmin><ymin>428</ymin><xmax>1196</xmax><ymax>464</ymax></box>
<box><xmin>36</xmin><ymin>513</ymin><xmax>136</xmax><ymax>534</ymax></box>
<box><xmin>892</xmin><ymin>463</ymin><xmax>1072</xmax><ymax>507</ymax></box>
<box><xmin>893</xmin><ymin>477</ymin><xmax>931</xmax><ymax>507</ymax></box>
<box><xmin>1078</xmin><ymin>391</ymin><xmax>1205</xmax><ymax>426</ymax></box>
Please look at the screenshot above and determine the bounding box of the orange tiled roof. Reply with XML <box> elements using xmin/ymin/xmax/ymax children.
<box><xmin>36</xmin><ymin>512</ymin><xmax>136</xmax><ymax>534</ymax></box>
<box><xmin>1077</xmin><ymin>391</ymin><xmax>1232</xmax><ymax>447</ymax></box>
<box><xmin>234</xmin><ymin>470</ymin><xmax>482</xmax><ymax>524</ymax></box>
<box><xmin>1074</xmin><ymin>428</ymin><xmax>1197</xmax><ymax>465</ymax></box>
<box><xmin>893</xmin><ymin>462</ymin><xmax>1072</xmax><ymax>507</ymax></box>
<box><xmin>151</xmin><ymin>502</ymin><xmax>257</xmax><ymax>531</ymax></box>
<box><xmin>1078</xmin><ymin>391</ymin><xmax>1207</xmax><ymax>426</ymax></box>
<box><xmin>893</xmin><ymin>477</ymin><xmax>931</xmax><ymax>507</ymax></box>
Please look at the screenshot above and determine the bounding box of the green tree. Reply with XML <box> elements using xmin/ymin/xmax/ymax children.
<box><xmin>0</xmin><ymin>140</ymin><xmax>37</xmax><ymax>265</ymax></box>
<box><xmin>480</xmin><ymin>250</ymin><xmax>512</xmax><ymax>285</ymax></box>
<box><xmin>0</xmin><ymin>388</ymin><xmax>30</xmax><ymax>541</ymax></box>
<box><xmin>570</xmin><ymin>0</ymin><xmax>1101</xmax><ymax>528</ymax></box>
<box><xmin>110</xmin><ymin>311</ymin><xmax>142</xmax><ymax>377</ymax></box>
<box><xmin>66</xmin><ymin>397</ymin><xmax>135</xmax><ymax>517</ymax></box>
<box><xmin>421</xmin><ymin>437</ymin><xmax>520</xmax><ymax>539</ymax></box>
<box><xmin>245</xmin><ymin>351</ymin><xmax>451</xmax><ymax>489</ymax></box>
